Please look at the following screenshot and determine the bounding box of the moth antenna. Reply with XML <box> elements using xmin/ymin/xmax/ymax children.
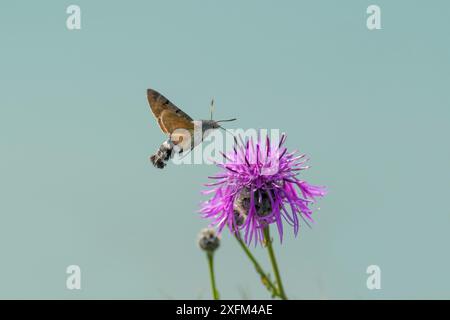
<box><xmin>210</xmin><ymin>98</ymin><xmax>215</xmax><ymax>120</ymax></box>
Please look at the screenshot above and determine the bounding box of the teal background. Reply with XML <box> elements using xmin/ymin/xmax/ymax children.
<box><xmin>1</xmin><ymin>1</ymin><xmax>449</xmax><ymax>299</ymax></box>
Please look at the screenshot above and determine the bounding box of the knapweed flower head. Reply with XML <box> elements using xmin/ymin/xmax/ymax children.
<box><xmin>197</xmin><ymin>228</ymin><xmax>221</xmax><ymax>253</ymax></box>
<box><xmin>200</xmin><ymin>133</ymin><xmax>326</xmax><ymax>246</ymax></box>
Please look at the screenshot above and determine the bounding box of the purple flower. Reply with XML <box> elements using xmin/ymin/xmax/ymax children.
<box><xmin>200</xmin><ymin>134</ymin><xmax>327</xmax><ymax>246</ymax></box>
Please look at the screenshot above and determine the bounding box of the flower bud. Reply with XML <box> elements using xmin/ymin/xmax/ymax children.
<box><xmin>197</xmin><ymin>228</ymin><xmax>220</xmax><ymax>253</ymax></box>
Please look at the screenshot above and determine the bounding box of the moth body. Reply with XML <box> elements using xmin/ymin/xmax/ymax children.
<box><xmin>147</xmin><ymin>88</ymin><xmax>235</xmax><ymax>169</ymax></box>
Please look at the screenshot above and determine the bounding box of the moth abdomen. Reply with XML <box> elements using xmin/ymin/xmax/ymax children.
<box><xmin>150</xmin><ymin>154</ymin><xmax>166</xmax><ymax>169</ymax></box>
<box><xmin>150</xmin><ymin>140</ymin><xmax>174</xmax><ymax>169</ymax></box>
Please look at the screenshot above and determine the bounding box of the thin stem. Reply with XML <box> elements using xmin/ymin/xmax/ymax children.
<box><xmin>263</xmin><ymin>226</ymin><xmax>288</xmax><ymax>300</ymax></box>
<box><xmin>207</xmin><ymin>252</ymin><xmax>220</xmax><ymax>300</ymax></box>
<box><xmin>235</xmin><ymin>234</ymin><xmax>279</xmax><ymax>298</ymax></box>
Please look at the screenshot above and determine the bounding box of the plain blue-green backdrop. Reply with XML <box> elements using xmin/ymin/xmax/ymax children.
<box><xmin>1</xmin><ymin>1</ymin><xmax>449</xmax><ymax>299</ymax></box>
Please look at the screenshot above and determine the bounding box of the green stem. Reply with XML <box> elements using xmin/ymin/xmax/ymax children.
<box><xmin>263</xmin><ymin>226</ymin><xmax>288</xmax><ymax>300</ymax></box>
<box><xmin>207</xmin><ymin>252</ymin><xmax>220</xmax><ymax>300</ymax></box>
<box><xmin>235</xmin><ymin>234</ymin><xmax>279</xmax><ymax>298</ymax></box>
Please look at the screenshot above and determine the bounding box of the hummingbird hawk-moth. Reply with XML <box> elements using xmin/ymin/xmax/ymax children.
<box><xmin>147</xmin><ymin>89</ymin><xmax>236</xmax><ymax>169</ymax></box>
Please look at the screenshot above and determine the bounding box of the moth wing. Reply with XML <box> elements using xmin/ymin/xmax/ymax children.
<box><xmin>147</xmin><ymin>89</ymin><xmax>193</xmax><ymax>133</ymax></box>
<box><xmin>160</xmin><ymin>109</ymin><xmax>194</xmax><ymax>150</ymax></box>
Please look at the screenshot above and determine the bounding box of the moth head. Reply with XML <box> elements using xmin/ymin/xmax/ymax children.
<box><xmin>205</xmin><ymin>98</ymin><xmax>236</xmax><ymax>135</ymax></box>
<box><xmin>202</xmin><ymin>119</ymin><xmax>221</xmax><ymax>131</ymax></box>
